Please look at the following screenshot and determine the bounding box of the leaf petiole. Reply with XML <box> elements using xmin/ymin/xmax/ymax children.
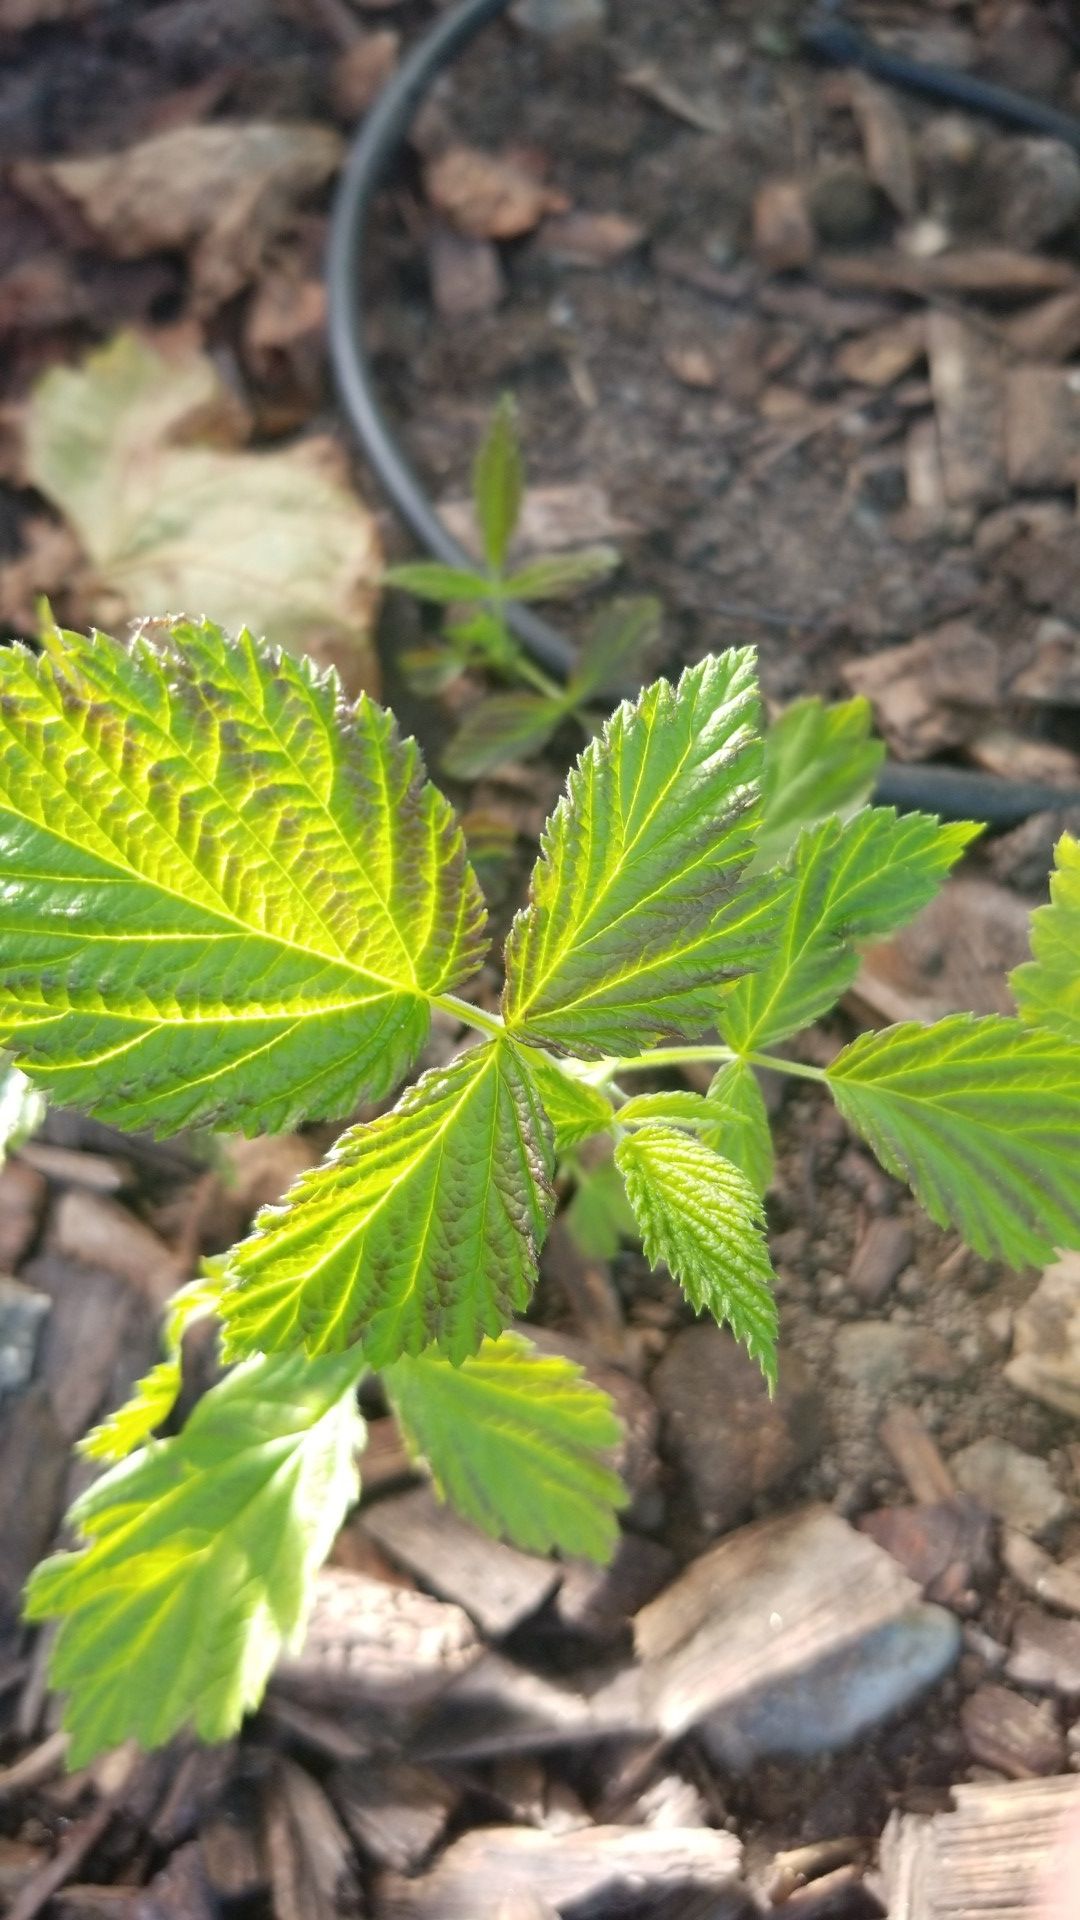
<box><xmin>600</xmin><ymin>1044</ymin><xmax>827</xmax><ymax>1085</ymax></box>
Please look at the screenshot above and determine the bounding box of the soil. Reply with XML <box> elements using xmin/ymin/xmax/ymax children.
<box><xmin>2</xmin><ymin>1</ymin><xmax>1080</xmax><ymax>1915</ymax></box>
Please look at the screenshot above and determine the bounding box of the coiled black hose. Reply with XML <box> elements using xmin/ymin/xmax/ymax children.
<box><xmin>326</xmin><ymin>0</ymin><xmax>1080</xmax><ymax>823</ymax></box>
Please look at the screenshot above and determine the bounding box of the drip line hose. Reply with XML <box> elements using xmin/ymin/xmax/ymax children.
<box><xmin>326</xmin><ymin>0</ymin><xmax>1080</xmax><ymax>825</ymax></box>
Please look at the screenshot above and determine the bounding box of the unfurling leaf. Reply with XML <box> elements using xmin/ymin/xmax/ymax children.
<box><xmin>1012</xmin><ymin>831</ymin><xmax>1080</xmax><ymax>1046</ymax></box>
<box><xmin>826</xmin><ymin>1014</ymin><xmax>1080</xmax><ymax>1267</ymax></box>
<box><xmin>522</xmin><ymin>1050</ymin><xmax>616</xmax><ymax>1151</ymax></box>
<box><xmin>0</xmin><ymin>620</ymin><xmax>486</xmax><ymax>1135</ymax></box>
<box><xmin>616</xmin><ymin>1124</ymin><xmax>778</xmax><ymax>1383</ymax></box>
<box><xmin>26</xmin><ymin>1350</ymin><xmax>364</xmax><ymax>1767</ymax></box>
<box><xmin>473</xmin><ymin>395</ymin><xmax>524</xmax><ymax>573</ymax></box>
<box><xmin>443</xmin><ymin>692</ymin><xmax>566</xmax><ymax>778</ymax></box>
<box><xmin>568</xmin><ymin>596</ymin><xmax>662</xmax><ymax>703</ymax></box>
<box><xmin>723</xmin><ymin>807</ymin><xmax>978</xmax><ymax>1053</ymax></box>
<box><xmin>702</xmin><ymin>1059</ymin><xmax>775</xmax><ymax>1196</ymax></box>
<box><xmin>220</xmin><ymin>1041</ymin><xmax>554</xmax><ymax>1368</ymax></box>
<box><xmin>503</xmin><ymin>653</ymin><xmax>772</xmax><ymax>1054</ymax></box>
<box><xmin>756</xmin><ymin>693</ymin><xmax>885</xmax><ymax>871</ymax></box>
<box><xmin>384</xmin><ymin>1331</ymin><xmax>624</xmax><ymax>1562</ymax></box>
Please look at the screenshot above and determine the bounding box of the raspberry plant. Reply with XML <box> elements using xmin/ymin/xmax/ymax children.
<box><xmin>3</xmin><ymin>614</ymin><xmax>1080</xmax><ymax>1767</ymax></box>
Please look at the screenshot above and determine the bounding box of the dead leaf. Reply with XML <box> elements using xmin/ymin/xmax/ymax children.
<box><xmin>835</xmin><ymin>313</ymin><xmax>925</xmax><ymax>387</ymax></box>
<box><xmin>13</xmin><ymin>122</ymin><xmax>342</xmax><ymax>315</ymax></box>
<box><xmin>536</xmin><ymin>212</ymin><xmax>646</xmax><ymax>267</ymax></box>
<box><xmin>848</xmin><ymin>74</ymin><xmax>918</xmax><ymax>221</ymax></box>
<box><xmin>21</xmin><ymin>331</ymin><xmax>380</xmax><ymax>689</ymax></box>
<box><xmin>752</xmin><ymin>179</ymin><xmax>815</xmax><ymax>272</ymax></box>
<box><xmin>424</xmin><ymin>145</ymin><xmax>568</xmax><ymax>240</ymax></box>
<box><xmin>330</xmin><ymin>31</ymin><xmax>401</xmax><ymax>118</ymax></box>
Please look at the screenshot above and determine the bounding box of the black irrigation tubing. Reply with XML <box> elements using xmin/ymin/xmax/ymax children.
<box><xmin>326</xmin><ymin>0</ymin><xmax>1080</xmax><ymax>824</ymax></box>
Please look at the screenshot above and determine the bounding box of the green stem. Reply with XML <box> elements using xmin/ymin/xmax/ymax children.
<box><xmin>603</xmin><ymin>1044</ymin><xmax>826</xmax><ymax>1085</ymax></box>
<box><xmin>431</xmin><ymin>993</ymin><xmax>504</xmax><ymax>1038</ymax></box>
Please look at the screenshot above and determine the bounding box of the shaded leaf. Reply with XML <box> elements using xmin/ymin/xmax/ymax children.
<box><xmin>563</xmin><ymin>1153</ymin><xmax>638</xmax><ymax>1260</ymax></box>
<box><xmin>384</xmin><ymin>560</ymin><xmax>497</xmax><ymax>605</ymax></box>
<box><xmin>384</xmin><ymin>1331</ymin><xmax>624</xmax><ymax>1562</ymax></box>
<box><xmin>0</xmin><ymin>620</ymin><xmax>486</xmax><ymax>1134</ymax></box>
<box><xmin>443</xmin><ymin>693</ymin><xmax>566</xmax><ymax>778</ymax></box>
<box><xmin>473</xmin><ymin>395</ymin><xmax>524</xmax><ymax>573</ymax></box>
<box><xmin>723</xmin><ymin>808</ymin><xmax>978</xmax><ymax>1052</ymax></box>
<box><xmin>703</xmin><ymin>1059</ymin><xmax>775</xmax><ymax>1196</ymax></box>
<box><xmin>501</xmin><ymin>546</ymin><xmax>619</xmax><ymax>602</ymax></box>
<box><xmin>81</xmin><ymin>1276</ymin><xmax>221</xmax><ymax>1465</ymax></box>
<box><xmin>568</xmin><ymin>596</ymin><xmax>662</xmax><ymax>702</ymax></box>
<box><xmin>522</xmin><ymin>1050</ymin><xmax>615</xmax><ymax>1151</ymax></box>
<box><xmin>25</xmin><ymin>1350</ymin><xmax>363</xmax><ymax>1767</ymax></box>
<box><xmin>220</xmin><ymin>1041</ymin><xmax>554</xmax><ymax>1368</ymax></box>
<box><xmin>616</xmin><ymin>1124</ymin><xmax>778</xmax><ymax>1382</ymax></box>
<box><xmin>756</xmin><ymin>694</ymin><xmax>884</xmax><ymax>870</ymax></box>
<box><xmin>503</xmin><ymin>654</ymin><xmax>771</xmax><ymax>1054</ymax></box>
<box><xmin>826</xmin><ymin>1014</ymin><xmax>1080</xmax><ymax>1267</ymax></box>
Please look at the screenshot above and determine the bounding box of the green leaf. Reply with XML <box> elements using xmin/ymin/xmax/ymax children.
<box><xmin>383</xmin><ymin>561</ymin><xmax>498</xmax><ymax>604</ymax></box>
<box><xmin>443</xmin><ymin>693</ymin><xmax>566</xmax><ymax>779</ymax></box>
<box><xmin>826</xmin><ymin>1014</ymin><xmax>1080</xmax><ymax>1267</ymax></box>
<box><xmin>384</xmin><ymin>1331</ymin><xmax>624</xmax><ymax>1563</ymax></box>
<box><xmin>503</xmin><ymin>653</ymin><xmax>772</xmax><ymax>1055</ymax></box>
<box><xmin>723</xmin><ymin>808</ymin><xmax>978</xmax><ymax>1053</ymax></box>
<box><xmin>563</xmin><ymin>1153</ymin><xmax>637</xmax><ymax>1260</ymax></box>
<box><xmin>473</xmin><ymin>396</ymin><xmax>524</xmax><ymax>574</ymax></box>
<box><xmin>1012</xmin><ymin>832</ymin><xmax>1080</xmax><ymax>1045</ymax></box>
<box><xmin>616</xmin><ymin>1124</ymin><xmax>778</xmax><ymax>1383</ymax></box>
<box><xmin>702</xmin><ymin>1059</ymin><xmax>775</xmax><ymax>1196</ymax></box>
<box><xmin>25</xmin><ymin>1350</ymin><xmax>363</xmax><ymax>1767</ymax></box>
<box><xmin>81</xmin><ymin>1276</ymin><xmax>222</xmax><ymax>1465</ymax></box>
<box><xmin>617</xmin><ymin>1090</ymin><xmax>714</xmax><ymax>1125</ymax></box>
<box><xmin>0</xmin><ymin>620</ymin><xmax>487</xmax><ymax>1135</ymax></box>
<box><xmin>756</xmin><ymin>695</ymin><xmax>885</xmax><ymax>870</ymax></box>
<box><xmin>501</xmin><ymin>547</ymin><xmax>620</xmax><ymax>602</ymax></box>
<box><xmin>400</xmin><ymin>643</ymin><xmax>468</xmax><ymax>695</ymax></box>
<box><xmin>522</xmin><ymin>1050</ymin><xmax>616</xmax><ymax>1151</ymax></box>
<box><xmin>220</xmin><ymin>1041</ymin><xmax>554</xmax><ymax>1368</ymax></box>
<box><xmin>568</xmin><ymin>597</ymin><xmax>662</xmax><ymax>703</ymax></box>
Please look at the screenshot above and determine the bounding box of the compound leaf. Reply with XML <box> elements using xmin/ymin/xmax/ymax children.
<box><xmin>723</xmin><ymin>808</ymin><xmax>978</xmax><ymax>1052</ymax></box>
<box><xmin>501</xmin><ymin>547</ymin><xmax>619</xmax><ymax>602</ymax></box>
<box><xmin>616</xmin><ymin>1123</ymin><xmax>778</xmax><ymax>1383</ymax></box>
<box><xmin>703</xmin><ymin>1059</ymin><xmax>775</xmax><ymax>1196</ymax></box>
<box><xmin>0</xmin><ymin>620</ymin><xmax>487</xmax><ymax>1136</ymax></box>
<box><xmin>25</xmin><ymin>1350</ymin><xmax>363</xmax><ymax>1767</ymax></box>
<box><xmin>220</xmin><ymin>1041</ymin><xmax>554</xmax><ymax>1368</ymax></box>
<box><xmin>384</xmin><ymin>1330</ymin><xmax>624</xmax><ymax>1563</ymax></box>
<box><xmin>503</xmin><ymin>653</ymin><xmax>771</xmax><ymax>1054</ymax></box>
<box><xmin>1012</xmin><ymin>831</ymin><xmax>1080</xmax><ymax>1045</ymax></box>
<box><xmin>443</xmin><ymin>693</ymin><xmax>566</xmax><ymax>779</ymax></box>
<box><xmin>383</xmin><ymin>561</ymin><xmax>497</xmax><ymax>604</ymax></box>
<box><xmin>756</xmin><ymin>694</ymin><xmax>884</xmax><ymax>870</ymax></box>
<box><xmin>522</xmin><ymin>1050</ymin><xmax>615</xmax><ymax>1151</ymax></box>
<box><xmin>826</xmin><ymin>1014</ymin><xmax>1080</xmax><ymax>1267</ymax></box>
<box><xmin>473</xmin><ymin>395</ymin><xmax>524</xmax><ymax>573</ymax></box>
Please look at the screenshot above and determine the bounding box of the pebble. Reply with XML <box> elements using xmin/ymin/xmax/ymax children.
<box><xmin>1006</xmin><ymin>1253</ymin><xmax>1080</xmax><ymax>1419</ymax></box>
<box><xmin>834</xmin><ymin>1322</ymin><xmax>961</xmax><ymax>1393</ymax></box>
<box><xmin>951</xmin><ymin>1437</ymin><xmax>1069</xmax><ymax>1539</ymax></box>
<box><xmin>848</xmin><ymin>1218</ymin><xmax>914</xmax><ymax>1307</ymax></box>
<box><xmin>961</xmin><ymin>1682</ymin><xmax>1066</xmax><ymax>1777</ymax></box>
<box><xmin>0</xmin><ymin>1275</ymin><xmax>50</xmax><ymax>1397</ymax></box>
<box><xmin>992</xmin><ymin>136</ymin><xmax>1080</xmax><ymax>248</ymax></box>
<box><xmin>1007</xmin><ymin>1607</ymin><xmax>1080</xmax><ymax>1697</ymax></box>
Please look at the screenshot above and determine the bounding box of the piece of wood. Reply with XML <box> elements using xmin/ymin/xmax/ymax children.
<box><xmin>18</xmin><ymin>1145</ymin><xmax>132</xmax><ymax>1194</ymax></box>
<box><xmin>634</xmin><ymin>1504</ymin><xmax>960</xmax><ymax>1767</ymax></box>
<box><xmin>263</xmin><ymin>1759</ymin><xmax>363</xmax><ymax>1920</ymax></box>
<box><xmin>22</xmin><ymin>1252</ymin><xmax>139</xmax><ymax>1443</ymax></box>
<box><xmin>132</xmin><ymin>1844</ymin><xmax>215</xmax><ymax>1920</ymax></box>
<box><xmin>329</xmin><ymin>1761</ymin><xmax>458</xmax><ymax>1874</ymax></box>
<box><xmin>0</xmin><ymin>1160</ymin><xmax>47</xmax><ymax>1269</ymax></box>
<box><xmin>927</xmin><ymin>311</ymin><xmax>1008</xmax><ymax>508</ymax></box>
<box><xmin>1007</xmin><ymin>1608</ymin><xmax>1080</xmax><ymax>1696</ymax></box>
<box><xmin>374</xmin><ymin>1824</ymin><xmax>745</xmax><ymax>1920</ymax></box>
<box><xmin>879</xmin><ymin>1775</ymin><xmax>1080</xmax><ymax>1919</ymax></box>
<box><xmin>409</xmin><ymin>1650</ymin><xmax>647</xmax><ymax>1762</ymax></box>
<box><xmin>49</xmin><ymin>1192</ymin><xmax>175</xmax><ymax>1305</ymax></box>
<box><xmin>0</xmin><ymin>1384</ymin><xmax>70</xmax><ymax>1623</ymax></box>
<box><xmin>273</xmin><ymin>1567</ymin><xmax>481</xmax><ymax>1720</ymax></box>
<box><xmin>199</xmin><ymin>1814</ymin><xmax>266</xmax><ymax>1903</ymax></box>
<box><xmin>962</xmin><ymin>1683</ymin><xmax>1066</xmax><ymax>1779</ymax></box>
<box><xmin>1003</xmin><ymin>1528</ymin><xmax>1080</xmax><ymax>1616</ymax></box>
<box><xmin>880</xmin><ymin>1406</ymin><xmax>956</xmax><ymax>1505</ymax></box>
<box><xmin>1006</xmin><ymin>1253</ymin><xmax>1080</xmax><ymax>1420</ymax></box>
<box><xmin>361</xmin><ymin>1486</ymin><xmax>560</xmax><ymax>1638</ymax></box>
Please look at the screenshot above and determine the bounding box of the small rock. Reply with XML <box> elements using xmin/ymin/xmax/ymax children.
<box><xmin>428</xmin><ymin>226</ymin><xmax>505</xmax><ymax>318</ymax></box>
<box><xmin>651</xmin><ymin>1324</ymin><xmax>825</xmax><ymax>1535</ymax></box>
<box><xmin>967</xmin><ymin>726</ymin><xmax>1080</xmax><ymax>790</ymax></box>
<box><xmin>1005</xmin><ymin>365</ymin><xmax>1080</xmax><ymax>490</ymax></box>
<box><xmin>1012</xmin><ymin>619</ymin><xmax>1080</xmax><ymax>705</ymax></box>
<box><xmin>536</xmin><ymin>211</ymin><xmax>645</xmax><ymax>267</ymax></box>
<box><xmin>1002</xmin><ymin>1528</ymin><xmax>1080</xmax><ymax>1616</ymax></box>
<box><xmin>962</xmin><ymin>1681</ymin><xmax>1065</xmax><ymax>1777</ymax></box>
<box><xmin>1006</xmin><ymin>1251</ymin><xmax>1076</xmax><ymax>1420</ymax></box>
<box><xmin>50</xmin><ymin>1190</ymin><xmax>174</xmax><ymax>1304</ymax></box>
<box><xmin>951</xmin><ymin>1437</ymin><xmax>1069</xmax><ymax>1539</ymax></box>
<box><xmin>330</xmin><ymin>30</ymin><xmax>400</xmax><ymax>118</ymax></box>
<box><xmin>752</xmin><ymin>177</ymin><xmax>814</xmax><ymax>271</ymax></box>
<box><xmin>1007</xmin><ymin>1607</ymin><xmax>1080</xmax><ymax>1696</ymax></box>
<box><xmin>986</xmin><ymin>808</ymin><xmax>1080</xmax><ymax>891</ymax></box>
<box><xmin>0</xmin><ymin>1274</ymin><xmax>50</xmax><ymax>1396</ymax></box>
<box><xmin>858</xmin><ymin>1497</ymin><xmax>992</xmax><ymax>1607</ymax></box>
<box><xmin>835</xmin><ymin>312</ymin><xmax>926</xmax><ymax>388</ymax></box>
<box><xmin>809</xmin><ymin>163</ymin><xmax>887</xmax><ymax>246</ymax></box>
<box><xmin>834</xmin><ymin>1322</ymin><xmax>961</xmax><ymax>1393</ymax></box>
<box><xmin>848</xmin><ymin>1217</ymin><xmax>914</xmax><ymax>1306</ymax></box>
<box><xmin>992</xmin><ymin>137</ymin><xmax>1080</xmax><ymax>248</ymax></box>
<box><xmin>927</xmin><ymin>310</ymin><xmax>1008</xmax><ymax>509</ymax></box>
<box><xmin>424</xmin><ymin>145</ymin><xmax>567</xmax><ymax>240</ymax></box>
<box><xmin>843</xmin><ymin>627</ymin><xmax>994</xmax><ymax>762</ymax></box>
